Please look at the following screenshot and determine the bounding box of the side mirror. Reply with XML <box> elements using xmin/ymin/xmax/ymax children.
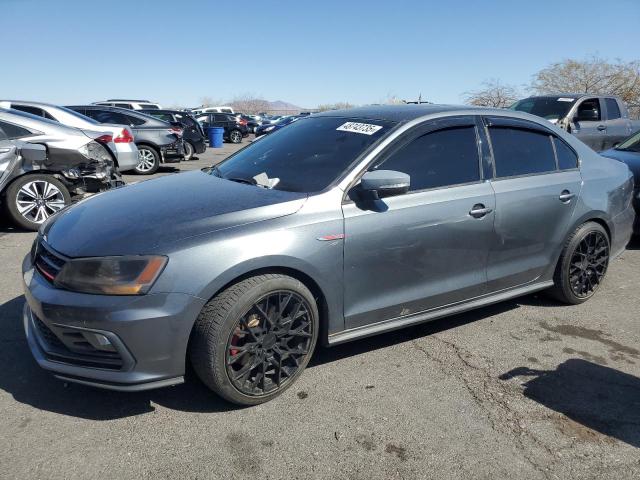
<box><xmin>20</xmin><ymin>143</ymin><xmax>46</xmax><ymax>162</ymax></box>
<box><xmin>360</xmin><ymin>170</ymin><xmax>410</xmax><ymax>199</ymax></box>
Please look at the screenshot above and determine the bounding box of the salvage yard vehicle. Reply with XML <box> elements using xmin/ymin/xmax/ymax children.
<box><xmin>601</xmin><ymin>130</ymin><xmax>640</xmax><ymax>234</ymax></box>
<box><xmin>140</xmin><ymin>109</ymin><xmax>207</xmax><ymax>161</ymax></box>
<box><xmin>93</xmin><ymin>99</ymin><xmax>162</xmax><ymax>110</ymax></box>
<box><xmin>22</xmin><ymin>105</ymin><xmax>634</xmax><ymax>405</ymax></box>
<box><xmin>196</xmin><ymin>113</ymin><xmax>248</xmax><ymax>144</ymax></box>
<box><xmin>67</xmin><ymin>105</ymin><xmax>184</xmax><ymax>175</ymax></box>
<box><xmin>254</xmin><ymin>115</ymin><xmax>299</xmax><ymax>137</ymax></box>
<box><xmin>0</xmin><ymin>108</ymin><xmax>123</xmax><ymax>230</ymax></box>
<box><xmin>510</xmin><ymin>94</ymin><xmax>640</xmax><ymax>152</ymax></box>
<box><xmin>0</xmin><ymin>101</ymin><xmax>139</xmax><ymax>172</ymax></box>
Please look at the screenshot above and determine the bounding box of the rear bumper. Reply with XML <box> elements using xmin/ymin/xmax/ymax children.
<box><xmin>22</xmin><ymin>254</ymin><xmax>205</xmax><ymax>391</ymax></box>
<box><xmin>114</xmin><ymin>143</ymin><xmax>139</xmax><ymax>172</ymax></box>
<box><xmin>192</xmin><ymin>137</ymin><xmax>207</xmax><ymax>154</ymax></box>
<box><xmin>161</xmin><ymin>140</ymin><xmax>184</xmax><ymax>163</ymax></box>
<box><xmin>612</xmin><ymin>202</ymin><xmax>635</xmax><ymax>257</ymax></box>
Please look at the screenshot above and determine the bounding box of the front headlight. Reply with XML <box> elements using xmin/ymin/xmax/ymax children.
<box><xmin>55</xmin><ymin>256</ymin><xmax>167</xmax><ymax>295</ymax></box>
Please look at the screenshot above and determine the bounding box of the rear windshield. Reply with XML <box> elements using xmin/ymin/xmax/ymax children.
<box><xmin>510</xmin><ymin>97</ymin><xmax>576</xmax><ymax>121</ymax></box>
<box><xmin>214</xmin><ymin>116</ymin><xmax>395</xmax><ymax>193</ymax></box>
<box><xmin>139</xmin><ymin>104</ymin><xmax>159</xmax><ymax>110</ymax></box>
<box><xmin>616</xmin><ymin>131</ymin><xmax>640</xmax><ymax>152</ymax></box>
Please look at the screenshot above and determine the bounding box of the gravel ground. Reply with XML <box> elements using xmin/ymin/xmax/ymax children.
<box><xmin>0</xmin><ymin>142</ymin><xmax>639</xmax><ymax>479</ymax></box>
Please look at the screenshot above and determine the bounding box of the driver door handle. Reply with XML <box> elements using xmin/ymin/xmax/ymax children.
<box><xmin>469</xmin><ymin>204</ymin><xmax>493</xmax><ymax>218</ymax></box>
<box><xmin>0</xmin><ymin>148</ymin><xmax>11</xmax><ymax>154</ymax></box>
<box><xmin>597</xmin><ymin>125</ymin><xmax>607</xmax><ymax>131</ymax></box>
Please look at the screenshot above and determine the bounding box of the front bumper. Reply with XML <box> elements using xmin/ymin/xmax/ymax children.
<box><xmin>22</xmin><ymin>253</ymin><xmax>205</xmax><ymax>391</ymax></box>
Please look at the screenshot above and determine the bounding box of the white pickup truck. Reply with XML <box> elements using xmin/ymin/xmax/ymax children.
<box><xmin>510</xmin><ymin>94</ymin><xmax>640</xmax><ymax>152</ymax></box>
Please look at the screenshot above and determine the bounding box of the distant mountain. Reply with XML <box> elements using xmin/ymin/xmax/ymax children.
<box><xmin>267</xmin><ymin>100</ymin><xmax>303</xmax><ymax>111</ymax></box>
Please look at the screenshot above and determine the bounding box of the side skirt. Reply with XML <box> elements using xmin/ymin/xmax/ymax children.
<box><xmin>327</xmin><ymin>280</ymin><xmax>554</xmax><ymax>346</ymax></box>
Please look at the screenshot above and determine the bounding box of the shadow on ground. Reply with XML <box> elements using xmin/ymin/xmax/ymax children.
<box><xmin>500</xmin><ymin>359</ymin><xmax>640</xmax><ymax>447</ymax></box>
<box><xmin>0</xmin><ymin>293</ymin><xmax>525</xmax><ymax>420</ymax></box>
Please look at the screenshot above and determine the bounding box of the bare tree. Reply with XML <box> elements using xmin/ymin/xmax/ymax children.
<box><xmin>463</xmin><ymin>79</ymin><xmax>520</xmax><ymax>108</ymax></box>
<box><xmin>531</xmin><ymin>55</ymin><xmax>640</xmax><ymax>118</ymax></box>
<box><xmin>198</xmin><ymin>96</ymin><xmax>223</xmax><ymax>108</ymax></box>
<box><xmin>316</xmin><ymin>102</ymin><xmax>355</xmax><ymax>112</ymax></box>
<box><xmin>228</xmin><ymin>94</ymin><xmax>271</xmax><ymax>114</ymax></box>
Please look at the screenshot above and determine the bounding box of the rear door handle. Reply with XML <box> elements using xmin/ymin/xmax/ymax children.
<box><xmin>469</xmin><ymin>204</ymin><xmax>493</xmax><ymax>218</ymax></box>
<box><xmin>0</xmin><ymin>148</ymin><xmax>11</xmax><ymax>154</ymax></box>
<box><xmin>597</xmin><ymin>125</ymin><xmax>607</xmax><ymax>131</ymax></box>
<box><xmin>559</xmin><ymin>190</ymin><xmax>576</xmax><ymax>202</ymax></box>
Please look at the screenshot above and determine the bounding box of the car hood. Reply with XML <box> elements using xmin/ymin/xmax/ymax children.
<box><xmin>44</xmin><ymin>170</ymin><xmax>308</xmax><ymax>257</ymax></box>
<box><xmin>601</xmin><ymin>148</ymin><xmax>640</xmax><ymax>180</ymax></box>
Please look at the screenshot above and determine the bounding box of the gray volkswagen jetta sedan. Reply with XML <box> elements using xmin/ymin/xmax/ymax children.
<box><xmin>23</xmin><ymin>105</ymin><xmax>634</xmax><ymax>405</ymax></box>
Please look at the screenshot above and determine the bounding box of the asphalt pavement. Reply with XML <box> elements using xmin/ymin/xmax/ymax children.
<box><xmin>1</xmin><ymin>141</ymin><xmax>639</xmax><ymax>479</ymax></box>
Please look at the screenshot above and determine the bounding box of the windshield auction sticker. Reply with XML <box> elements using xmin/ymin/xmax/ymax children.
<box><xmin>336</xmin><ymin>122</ymin><xmax>383</xmax><ymax>135</ymax></box>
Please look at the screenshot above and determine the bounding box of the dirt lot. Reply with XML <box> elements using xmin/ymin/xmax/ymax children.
<box><xmin>1</xmin><ymin>142</ymin><xmax>639</xmax><ymax>480</ymax></box>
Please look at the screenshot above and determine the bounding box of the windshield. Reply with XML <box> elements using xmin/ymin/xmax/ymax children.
<box><xmin>616</xmin><ymin>131</ymin><xmax>640</xmax><ymax>152</ymax></box>
<box><xmin>510</xmin><ymin>97</ymin><xmax>577</xmax><ymax>120</ymax></box>
<box><xmin>214</xmin><ymin>116</ymin><xmax>395</xmax><ymax>192</ymax></box>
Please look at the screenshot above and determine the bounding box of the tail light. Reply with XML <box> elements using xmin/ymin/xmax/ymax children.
<box><xmin>96</xmin><ymin>134</ymin><xmax>113</xmax><ymax>144</ymax></box>
<box><xmin>239</xmin><ymin>119</ymin><xmax>248</xmax><ymax>126</ymax></box>
<box><xmin>170</xmin><ymin>126</ymin><xmax>183</xmax><ymax>137</ymax></box>
<box><xmin>114</xmin><ymin>128</ymin><xmax>134</xmax><ymax>143</ymax></box>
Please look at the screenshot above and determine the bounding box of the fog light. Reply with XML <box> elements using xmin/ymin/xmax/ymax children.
<box><xmin>84</xmin><ymin>332</ymin><xmax>116</xmax><ymax>352</ymax></box>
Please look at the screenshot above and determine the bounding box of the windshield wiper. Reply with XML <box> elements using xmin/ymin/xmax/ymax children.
<box><xmin>227</xmin><ymin>176</ymin><xmax>259</xmax><ymax>186</ymax></box>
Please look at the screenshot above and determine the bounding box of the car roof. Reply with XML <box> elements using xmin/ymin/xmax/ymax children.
<box><xmin>0</xmin><ymin>100</ymin><xmax>63</xmax><ymax>108</ymax></box>
<box><xmin>519</xmin><ymin>94</ymin><xmax>619</xmax><ymax>100</ymax></box>
<box><xmin>140</xmin><ymin>109</ymin><xmax>193</xmax><ymax>115</ymax></box>
<box><xmin>312</xmin><ymin>104</ymin><xmax>484</xmax><ymax>122</ymax></box>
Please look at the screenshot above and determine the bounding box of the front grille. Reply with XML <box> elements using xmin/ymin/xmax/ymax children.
<box><xmin>34</xmin><ymin>241</ymin><xmax>67</xmax><ymax>282</ymax></box>
<box><xmin>31</xmin><ymin>312</ymin><xmax>124</xmax><ymax>370</ymax></box>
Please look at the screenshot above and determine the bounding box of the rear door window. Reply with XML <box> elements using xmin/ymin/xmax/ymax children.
<box><xmin>371</xmin><ymin>125</ymin><xmax>481</xmax><ymax>191</ymax></box>
<box><xmin>85</xmin><ymin>110</ymin><xmax>131</xmax><ymax>125</ymax></box>
<box><xmin>489</xmin><ymin>127</ymin><xmax>556</xmax><ymax>177</ymax></box>
<box><xmin>605</xmin><ymin>98</ymin><xmax>621</xmax><ymax>120</ymax></box>
<box><xmin>125</xmin><ymin>115</ymin><xmax>147</xmax><ymax>126</ymax></box>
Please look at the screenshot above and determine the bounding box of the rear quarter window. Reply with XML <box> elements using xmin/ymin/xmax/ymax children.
<box><xmin>553</xmin><ymin>137</ymin><xmax>579</xmax><ymax>170</ymax></box>
<box><xmin>605</xmin><ymin>98</ymin><xmax>621</xmax><ymax>120</ymax></box>
<box><xmin>0</xmin><ymin>120</ymin><xmax>33</xmax><ymax>139</ymax></box>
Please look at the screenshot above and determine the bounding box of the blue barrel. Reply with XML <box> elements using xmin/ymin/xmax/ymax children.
<box><xmin>208</xmin><ymin>127</ymin><xmax>224</xmax><ymax>148</ymax></box>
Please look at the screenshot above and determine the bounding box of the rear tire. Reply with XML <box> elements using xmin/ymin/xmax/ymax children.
<box><xmin>229</xmin><ymin>130</ymin><xmax>243</xmax><ymax>144</ymax></box>
<box><xmin>548</xmin><ymin>222</ymin><xmax>610</xmax><ymax>304</ymax></box>
<box><xmin>183</xmin><ymin>141</ymin><xmax>195</xmax><ymax>161</ymax></box>
<box><xmin>135</xmin><ymin>145</ymin><xmax>160</xmax><ymax>175</ymax></box>
<box><xmin>4</xmin><ymin>174</ymin><xmax>71</xmax><ymax>231</ymax></box>
<box><xmin>190</xmin><ymin>274</ymin><xmax>319</xmax><ymax>405</ymax></box>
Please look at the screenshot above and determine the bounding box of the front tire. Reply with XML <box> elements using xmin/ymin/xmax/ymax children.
<box><xmin>4</xmin><ymin>174</ymin><xmax>71</xmax><ymax>231</ymax></box>
<box><xmin>190</xmin><ymin>274</ymin><xmax>319</xmax><ymax>405</ymax></box>
<box><xmin>229</xmin><ymin>129</ymin><xmax>243</xmax><ymax>144</ymax></box>
<box><xmin>135</xmin><ymin>145</ymin><xmax>160</xmax><ymax>175</ymax></box>
<box><xmin>548</xmin><ymin>222</ymin><xmax>610</xmax><ymax>304</ymax></box>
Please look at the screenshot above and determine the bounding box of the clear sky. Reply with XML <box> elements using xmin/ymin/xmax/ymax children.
<box><xmin>2</xmin><ymin>0</ymin><xmax>639</xmax><ymax>108</ymax></box>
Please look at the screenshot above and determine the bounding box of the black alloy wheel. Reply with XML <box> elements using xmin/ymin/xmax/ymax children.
<box><xmin>568</xmin><ymin>230</ymin><xmax>609</xmax><ymax>298</ymax></box>
<box><xmin>226</xmin><ymin>291</ymin><xmax>314</xmax><ymax>396</ymax></box>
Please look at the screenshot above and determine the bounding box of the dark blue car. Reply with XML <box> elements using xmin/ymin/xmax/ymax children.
<box><xmin>601</xmin><ymin>130</ymin><xmax>640</xmax><ymax>233</ymax></box>
<box><xmin>255</xmin><ymin>115</ymin><xmax>299</xmax><ymax>137</ymax></box>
